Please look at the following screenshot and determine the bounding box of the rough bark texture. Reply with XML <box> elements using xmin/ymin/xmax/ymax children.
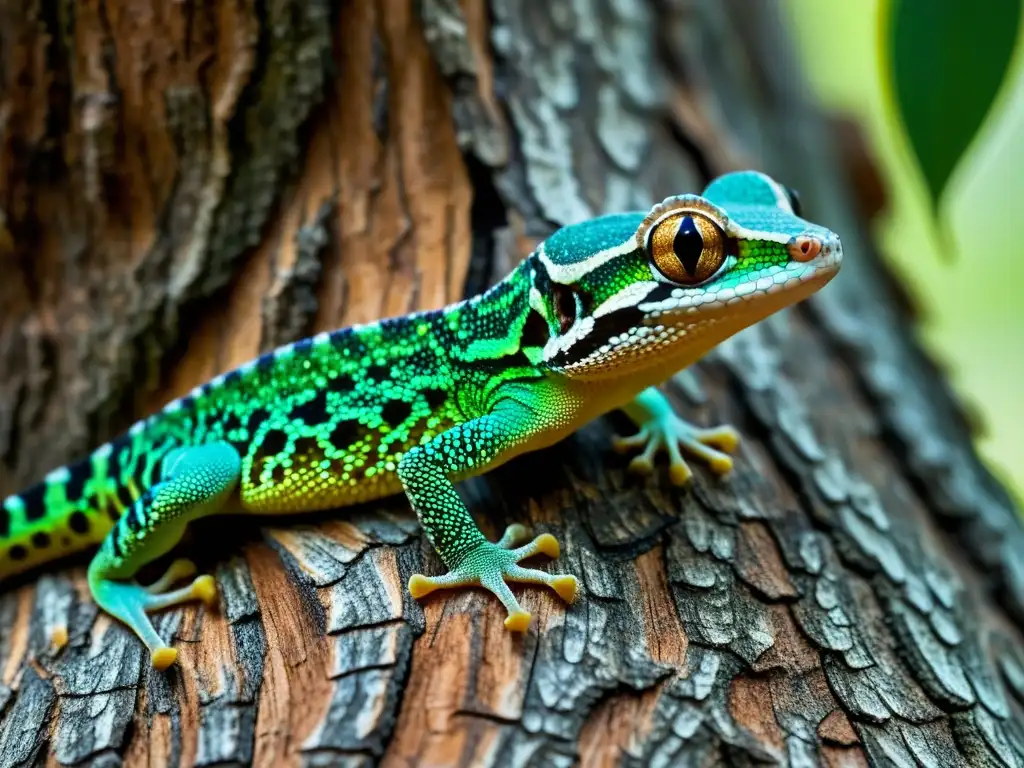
<box><xmin>1</xmin><ymin>1</ymin><xmax>1023</xmax><ymax>766</ymax></box>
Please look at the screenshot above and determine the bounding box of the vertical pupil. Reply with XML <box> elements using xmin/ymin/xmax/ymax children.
<box><xmin>672</xmin><ymin>215</ymin><xmax>705</xmax><ymax>277</ymax></box>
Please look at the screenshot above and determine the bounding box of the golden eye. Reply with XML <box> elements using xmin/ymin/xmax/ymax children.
<box><xmin>646</xmin><ymin>212</ymin><xmax>728</xmax><ymax>285</ymax></box>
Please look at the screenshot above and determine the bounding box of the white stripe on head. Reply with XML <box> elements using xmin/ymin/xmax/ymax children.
<box><xmin>537</xmin><ymin>238</ymin><xmax>637</xmax><ymax>284</ymax></box>
<box><xmin>593</xmin><ymin>281</ymin><xmax>659</xmax><ymax>318</ymax></box>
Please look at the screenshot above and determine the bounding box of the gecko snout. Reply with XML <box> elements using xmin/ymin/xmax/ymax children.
<box><xmin>787</xmin><ymin>232</ymin><xmax>842</xmax><ymax>264</ymax></box>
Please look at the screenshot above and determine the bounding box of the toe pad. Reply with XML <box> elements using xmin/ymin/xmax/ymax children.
<box><xmin>151</xmin><ymin>647</ymin><xmax>178</xmax><ymax>670</ymax></box>
<box><xmin>534</xmin><ymin>533</ymin><xmax>560</xmax><ymax>559</ymax></box>
<box><xmin>551</xmin><ymin>575</ymin><xmax>578</xmax><ymax>603</ymax></box>
<box><xmin>50</xmin><ymin>625</ymin><xmax>69</xmax><ymax>650</ymax></box>
<box><xmin>408</xmin><ymin>574</ymin><xmax>435</xmax><ymax>599</ymax></box>
<box><xmin>504</xmin><ymin>610</ymin><xmax>532</xmax><ymax>633</ymax></box>
<box><xmin>193</xmin><ymin>575</ymin><xmax>218</xmax><ymax>608</ymax></box>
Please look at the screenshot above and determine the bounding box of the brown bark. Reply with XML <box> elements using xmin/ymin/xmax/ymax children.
<box><xmin>1</xmin><ymin>1</ymin><xmax>1023</xmax><ymax>766</ymax></box>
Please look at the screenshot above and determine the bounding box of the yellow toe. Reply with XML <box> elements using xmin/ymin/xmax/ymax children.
<box><xmin>551</xmin><ymin>575</ymin><xmax>578</xmax><ymax>603</ymax></box>
<box><xmin>50</xmin><ymin>625</ymin><xmax>69</xmax><ymax>650</ymax></box>
<box><xmin>534</xmin><ymin>533</ymin><xmax>561</xmax><ymax>559</ymax></box>
<box><xmin>501</xmin><ymin>523</ymin><xmax>528</xmax><ymax>546</ymax></box>
<box><xmin>669</xmin><ymin>462</ymin><xmax>694</xmax><ymax>486</ymax></box>
<box><xmin>151</xmin><ymin>647</ymin><xmax>178</xmax><ymax>671</ymax></box>
<box><xmin>408</xmin><ymin>573</ymin><xmax>436</xmax><ymax>599</ymax></box>
<box><xmin>711</xmin><ymin>430</ymin><xmax>740</xmax><ymax>452</ymax></box>
<box><xmin>504</xmin><ymin>610</ymin><xmax>532</xmax><ymax>633</ymax></box>
<box><xmin>193</xmin><ymin>575</ymin><xmax>218</xmax><ymax>608</ymax></box>
<box><xmin>709</xmin><ymin>455</ymin><xmax>734</xmax><ymax>475</ymax></box>
<box><xmin>628</xmin><ymin>456</ymin><xmax>654</xmax><ymax>476</ymax></box>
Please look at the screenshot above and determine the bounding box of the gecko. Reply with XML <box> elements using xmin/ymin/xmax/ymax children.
<box><xmin>0</xmin><ymin>171</ymin><xmax>842</xmax><ymax>670</ymax></box>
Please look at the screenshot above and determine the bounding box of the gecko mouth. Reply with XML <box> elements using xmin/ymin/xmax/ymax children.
<box><xmin>554</xmin><ymin>246</ymin><xmax>842</xmax><ymax>377</ymax></box>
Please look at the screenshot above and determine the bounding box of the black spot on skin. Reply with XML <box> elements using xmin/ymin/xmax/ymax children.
<box><xmin>424</xmin><ymin>388</ymin><xmax>448</xmax><ymax>410</ymax></box>
<box><xmin>332</xmin><ymin>376</ymin><xmax>356</xmax><ymax>393</ymax></box>
<box><xmin>32</xmin><ymin>532</ymin><xmax>50</xmax><ymax>549</ymax></box>
<box><xmin>520</xmin><ymin>309</ymin><xmax>550</xmax><ymax>348</ymax></box>
<box><xmin>65</xmin><ymin>464</ymin><xmax>89</xmax><ymax>502</ymax></box>
<box><xmin>246</xmin><ymin>407</ymin><xmax>270</xmax><ymax>431</ymax></box>
<box><xmin>329</xmin><ymin>419</ymin><xmax>362</xmax><ymax>450</ymax></box>
<box><xmin>271</xmin><ymin>464</ymin><xmax>287</xmax><ymax>484</ymax></box>
<box><xmin>22</xmin><ymin>483</ymin><xmax>46</xmax><ymax>522</ymax></box>
<box><xmin>9</xmin><ymin>545</ymin><xmax>27</xmax><ymax>561</ymax></box>
<box><xmin>291</xmin><ymin>391</ymin><xmax>330</xmax><ymax>424</ymax></box>
<box><xmin>381</xmin><ymin>399</ymin><xmax>413</xmax><ymax>426</ymax></box>
<box><xmin>69</xmin><ymin>511</ymin><xmax>90</xmax><ymax>534</ymax></box>
<box><xmin>503</xmin><ymin>350</ymin><xmax>535</xmax><ymax>369</ymax></box>
<box><xmin>124</xmin><ymin>499</ymin><xmax>143</xmax><ymax>532</ymax></box>
<box><xmin>259</xmin><ymin>429</ymin><xmax>289</xmax><ymax>457</ymax></box>
<box><xmin>293</xmin><ymin>437</ymin><xmax>321</xmax><ymax>458</ymax></box>
<box><xmin>112</xmin><ymin>525</ymin><xmax>123</xmax><ymax>558</ymax></box>
<box><xmin>61</xmin><ymin>536</ymin><xmax>71</xmax><ymax>547</ymax></box>
<box><xmin>0</xmin><ymin>503</ymin><xmax>10</xmax><ymax>539</ymax></box>
<box><xmin>107</xmin><ymin>505</ymin><xmax>121</xmax><ymax>522</ymax></box>
<box><xmin>219</xmin><ymin>411</ymin><xmax>244</xmax><ymax>433</ymax></box>
<box><xmin>247</xmin><ymin>459</ymin><xmax>264</xmax><ymax>488</ymax></box>
<box><xmin>116</xmin><ymin>483</ymin><xmax>135</xmax><ymax>510</ymax></box>
<box><xmin>174</xmin><ymin>396</ymin><xmax>195</xmax><ymax>413</ymax></box>
<box><xmin>366</xmin><ymin>363</ymin><xmax>390</xmax><ymax>382</ymax></box>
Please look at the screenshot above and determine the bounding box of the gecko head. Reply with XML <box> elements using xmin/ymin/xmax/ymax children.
<box><xmin>520</xmin><ymin>171</ymin><xmax>843</xmax><ymax>381</ymax></box>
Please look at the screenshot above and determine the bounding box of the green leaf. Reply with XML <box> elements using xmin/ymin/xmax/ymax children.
<box><xmin>883</xmin><ymin>0</ymin><xmax>1022</xmax><ymax>212</ymax></box>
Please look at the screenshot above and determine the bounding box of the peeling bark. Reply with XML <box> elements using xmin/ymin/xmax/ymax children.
<box><xmin>1</xmin><ymin>1</ymin><xmax>1022</xmax><ymax>766</ymax></box>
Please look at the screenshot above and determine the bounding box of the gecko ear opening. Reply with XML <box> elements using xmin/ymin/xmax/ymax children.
<box><xmin>551</xmin><ymin>283</ymin><xmax>578</xmax><ymax>335</ymax></box>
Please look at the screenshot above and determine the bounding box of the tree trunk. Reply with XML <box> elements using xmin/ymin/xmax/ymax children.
<box><xmin>1</xmin><ymin>1</ymin><xmax>1023</xmax><ymax>766</ymax></box>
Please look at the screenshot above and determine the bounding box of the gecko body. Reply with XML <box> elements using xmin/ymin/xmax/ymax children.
<box><xmin>2</xmin><ymin>171</ymin><xmax>842</xmax><ymax>668</ymax></box>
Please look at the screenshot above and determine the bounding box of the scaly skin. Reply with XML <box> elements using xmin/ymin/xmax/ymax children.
<box><xmin>1</xmin><ymin>171</ymin><xmax>842</xmax><ymax>668</ymax></box>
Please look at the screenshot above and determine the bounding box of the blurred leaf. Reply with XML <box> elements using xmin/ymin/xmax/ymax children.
<box><xmin>882</xmin><ymin>0</ymin><xmax>1022</xmax><ymax>214</ymax></box>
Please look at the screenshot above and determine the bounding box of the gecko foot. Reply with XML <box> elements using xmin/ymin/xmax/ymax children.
<box><xmin>613</xmin><ymin>414</ymin><xmax>740</xmax><ymax>485</ymax></box>
<box><xmin>91</xmin><ymin>563</ymin><xmax>219</xmax><ymax>669</ymax></box>
<box><xmin>408</xmin><ymin>526</ymin><xmax>578</xmax><ymax>632</ymax></box>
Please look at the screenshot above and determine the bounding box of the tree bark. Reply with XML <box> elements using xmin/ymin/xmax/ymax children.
<box><xmin>1</xmin><ymin>1</ymin><xmax>1023</xmax><ymax>766</ymax></box>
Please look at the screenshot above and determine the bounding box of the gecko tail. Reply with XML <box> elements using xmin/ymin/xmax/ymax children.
<box><xmin>1</xmin><ymin>447</ymin><xmax>122</xmax><ymax>580</ymax></box>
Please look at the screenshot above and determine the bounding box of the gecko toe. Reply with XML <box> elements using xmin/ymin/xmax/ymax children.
<box><xmin>504</xmin><ymin>610</ymin><xmax>532</xmax><ymax>633</ymax></box>
<box><xmin>50</xmin><ymin>625</ymin><xmax>69</xmax><ymax>651</ymax></box>
<box><xmin>151</xmin><ymin>647</ymin><xmax>178</xmax><ymax>671</ymax></box>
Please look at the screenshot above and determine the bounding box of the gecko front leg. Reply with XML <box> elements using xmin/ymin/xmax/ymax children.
<box><xmin>86</xmin><ymin>442</ymin><xmax>239</xmax><ymax>669</ymax></box>
<box><xmin>613</xmin><ymin>386</ymin><xmax>740</xmax><ymax>485</ymax></box>
<box><xmin>399</xmin><ymin>401</ymin><xmax>578</xmax><ymax>631</ymax></box>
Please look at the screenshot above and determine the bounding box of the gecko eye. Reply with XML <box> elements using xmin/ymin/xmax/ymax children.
<box><xmin>784</xmin><ymin>185</ymin><xmax>803</xmax><ymax>217</ymax></box>
<box><xmin>646</xmin><ymin>211</ymin><xmax>729</xmax><ymax>286</ymax></box>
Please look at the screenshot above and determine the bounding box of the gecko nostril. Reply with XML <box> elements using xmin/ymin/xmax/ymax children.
<box><xmin>788</xmin><ymin>236</ymin><xmax>821</xmax><ymax>263</ymax></box>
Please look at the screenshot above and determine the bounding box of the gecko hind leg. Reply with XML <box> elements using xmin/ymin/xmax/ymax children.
<box><xmin>87</xmin><ymin>442</ymin><xmax>240</xmax><ymax>670</ymax></box>
<box><xmin>614</xmin><ymin>387</ymin><xmax>740</xmax><ymax>485</ymax></box>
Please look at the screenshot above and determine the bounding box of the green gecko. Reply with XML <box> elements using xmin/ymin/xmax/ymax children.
<box><xmin>1</xmin><ymin>171</ymin><xmax>841</xmax><ymax>669</ymax></box>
